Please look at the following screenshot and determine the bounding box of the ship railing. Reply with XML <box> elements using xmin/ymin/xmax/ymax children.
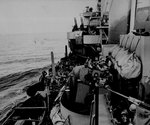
<box><xmin>90</xmin><ymin>100</ymin><xmax>95</xmax><ymax>125</ymax></box>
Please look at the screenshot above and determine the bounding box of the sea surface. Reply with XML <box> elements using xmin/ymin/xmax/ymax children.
<box><xmin>0</xmin><ymin>32</ymin><xmax>68</xmax><ymax>122</ymax></box>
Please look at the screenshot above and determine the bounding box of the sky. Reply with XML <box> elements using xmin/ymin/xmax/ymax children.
<box><xmin>0</xmin><ymin>0</ymin><xmax>97</xmax><ymax>34</ymax></box>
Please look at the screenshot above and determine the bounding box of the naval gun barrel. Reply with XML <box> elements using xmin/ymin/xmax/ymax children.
<box><xmin>105</xmin><ymin>86</ymin><xmax>150</xmax><ymax>111</ymax></box>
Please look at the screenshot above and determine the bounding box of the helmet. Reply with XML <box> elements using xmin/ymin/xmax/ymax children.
<box><xmin>42</xmin><ymin>71</ymin><xmax>47</xmax><ymax>76</ymax></box>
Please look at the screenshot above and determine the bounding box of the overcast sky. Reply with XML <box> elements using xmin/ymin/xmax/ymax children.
<box><xmin>0</xmin><ymin>0</ymin><xmax>96</xmax><ymax>34</ymax></box>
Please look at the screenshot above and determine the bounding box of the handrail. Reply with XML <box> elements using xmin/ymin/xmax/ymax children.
<box><xmin>1</xmin><ymin>109</ymin><xmax>16</xmax><ymax>125</ymax></box>
<box><xmin>15</xmin><ymin>107</ymin><xmax>47</xmax><ymax>110</ymax></box>
<box><xmin>8</xmin><ymin>119</ymin><xmax>40</xmax><ymax>122</ymax></box>
<box><xmin>90</xmin><ymin>100</ymin><xmax>95</xmax><ymax>125</ymax></box>
<box><xmin>91</xmin><ymin>114</ymin><xmax>95</xmax><ymax>125</ymax></box>
<box><xmin>89</xmin><ymin>86</ymin><xmax>99</xmax><ymax>125</ymax></box>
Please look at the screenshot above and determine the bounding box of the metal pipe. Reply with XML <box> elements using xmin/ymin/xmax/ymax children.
<box><xmin>2</xmin><ymin>110</ymin><xmax>16</xmax><ymax>125</ymax></box>
<box><xmin>95</xmin><ymin>86</ymin><xmax>99</xmax><ymax>125</ymax></box>
<box><xmin>105</xmin><ymin>86</ymin><xmax>150</xmax><ymax>110</ymax></box>
<box><xmin>9</xmin><ymin>119</ymin><xmax>40</xmax><ymax>122</ymax></box>
<box><xmin>15</xmin><ymin>107</ymin><xmax>47</xmax><ymax>110</ymax></box>
<box><xmin>65</xmin><ymin>45</ymin><xmax>68</xmax><ymax>58</ymax></box>
<box><xmin>90</xmin><ymin>100</ymin><xmax>95</xmax><ymax>125</ymax></box>
<box><xmin>106</xmin><ymin>88</ymin><xmax>129</xmax><ymax>100</ymax></box>
<box><xmin>130</xmin><ymin>0</ymin><xmax>137</xmax><ymax>32</ymax></box>
<box><xmin>51</xmin><ymin>51</ymin><xmax>56</xmax><ymax>78</ymax></box>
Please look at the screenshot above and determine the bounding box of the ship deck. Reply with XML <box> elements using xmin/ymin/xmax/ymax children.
<box><xmin>99</xmin><ymin>89</ymin><xmax>113</xmax><ymax>125</ymax></box>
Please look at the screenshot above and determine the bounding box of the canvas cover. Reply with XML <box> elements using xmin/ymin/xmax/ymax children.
<box><xmin>115</xmin><ymin>49</ymin><xmax>128</xmax><ymax>65</ymax></box>
<box><xmin>117</xmin><ymin>50</ymin><xmax>129</xmax><ymax>66</ymax></box>
<box><xmin>111</xmin><ymin>45</ymin><xmax>122</xmax><ymax>58</ymax></box>
<box><xmin>120</xmin><ymin>53</ymin><xmax>141</xmax><ymax>79</ymax></box>
<box><xmin>115</xmin><ymin>52</ymin><xmax>141</xmax><ymax>79</ymax></box>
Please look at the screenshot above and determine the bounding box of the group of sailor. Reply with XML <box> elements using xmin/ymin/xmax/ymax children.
<box><xmin>26</xmin><ymin>51</ymin><xmax>145</xmax><ymax>125</ymax></box>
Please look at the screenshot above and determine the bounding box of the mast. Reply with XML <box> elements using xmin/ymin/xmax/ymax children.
<box><xmin>95</xmin><ymin>1</ymin><xmax>101</xmax><ymax>125</ymax></box>
<box><xmin>65</xmin><ymin>45</ymin><xmax>68</xmax><ymax>58</ymax></box>
<box><xmin>129</xmin><ymin>0</ymin><xmax>137</xmax><ymax>32</ymax></box>
<box><xmin>95</xmin><ymin>85</ymin><xmax>99</xmax><ymax>125</ymax></box>
<box><xmin>51</xmin><ymin>51</ymin><xmax>56</xmax><ymax>78</ymax></box>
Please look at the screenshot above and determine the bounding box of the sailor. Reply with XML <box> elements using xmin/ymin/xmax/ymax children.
<box><xmin>26</xmin><ymin>71</ymin><xmax>48</xmax><ymax>97</ymax></box>
<box><xmin>70</xmin><ymin>64</ymin><xmax>84</xmax><ymax>87</ymax></box>
<box><xmin>48</xmin><ymin>67</ymin><xmax>53</xmax><ymax>76</ymax></box>
<box><xmin>89</xmin><ymin>7</ymin><xmax>93</xmax><ymax>12</ymax></box>
<box><xmin>120</xmin><ymin>109</ymin><xmax>129</xmax><ymax>125</ymax></box>
<box><xmin>67</xmin><ymin>60</ymin><xmax>92</xmax><ymax>102</ymax></box>
<box><xmin>39</xmin><ymin>70</ymin><xmax>47</xmax><ymax>85</ymax></box>
<box><xmin>23</xmin><ymin>71</ymin><xmax>48</xmax><ymax>122</ymax></box>
<box><xmin>85</xmin><ymin>6</ymin><xmax>89</xmax><ymax>12</ymax></box>
<box><xmin>106</xmin><ymin>52</ymin><xmax>113</xmax><ymax>67</ymax></box>
<box><xmin>71</xmin><ymin>58</ymin><xmax>93</xmax><ymax>83</ymax></box>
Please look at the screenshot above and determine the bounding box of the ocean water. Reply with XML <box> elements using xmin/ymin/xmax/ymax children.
<box><xmin>0</xmin><ymin>32</ymin><xmax>67</xmax><ymax>77</ymax></box>
<box><xmin>0</xmin><ymin>32</ymin><xmax>68</xmax><ymax>122</ymax></box>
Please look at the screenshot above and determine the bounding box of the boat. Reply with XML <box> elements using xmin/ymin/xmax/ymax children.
<box><xmin>1</xmin><ymin>94</ymin><xmax>46</xmax><ymax>125</ymax></box>
<box><xmin>1</xmin><ymin>0</ymin><xmax>150</xmax><ymax>125</ymax></box>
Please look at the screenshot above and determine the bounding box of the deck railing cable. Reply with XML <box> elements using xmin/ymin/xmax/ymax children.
<box><xmin>90</xmin><ymin>100</ymin><xmax>95</xmax><ymax>125</ymax></box>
